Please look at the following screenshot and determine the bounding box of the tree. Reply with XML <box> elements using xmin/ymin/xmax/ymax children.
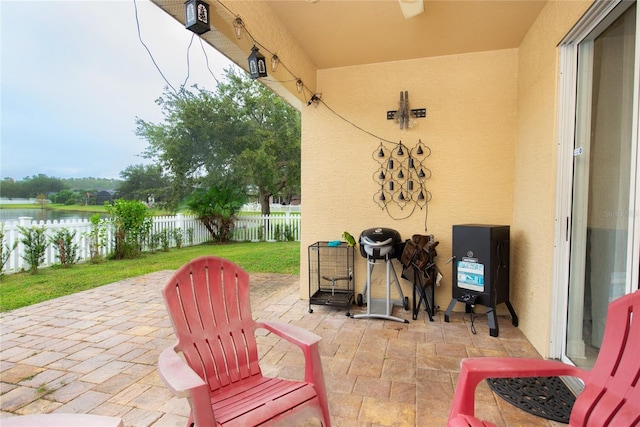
<box><xmin>20</xmin><ymin>174</ymin><xmax>67</xmax><ymax>198</ymax></box>
<box><xmin>135</xmin><ymin>68</ymin><xmax>301</xmax><ymax>213</ymax></box>
<box><xmin>184</xmin><ymin>179</ymin><xmax>248</xmax><ymax>243</ymax></box>
<box><xmin>0</xmin><ymin>178</ymin><xmax>20</xmax><ymax>199</ymax></box>
<box><xmin>118</xmin><ymin>164</ymin><xmax>170</xmax><ymax>205</ymax></box>
<box><xmin>220</xmin><ymin>71</ymin><xmax>301</xmax><ymax>215</ymax></box>
<box><xmin>136</xmin><ymin>81</ymin><xmax>249</xmax><ymax>208</ymax></box>
<box><xmin>35</xmin><ymin>194</ymin><xmax>49</xmax><ymax>209</ymax></box>
<box><xmin>51</xmin><ymin>189</ymin><xmax>80</xmax><ymax>205</ymax></box>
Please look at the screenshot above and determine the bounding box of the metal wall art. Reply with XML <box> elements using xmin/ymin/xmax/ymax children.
<box><xmin>373</xmin><ymin>139</ymin><xmax>432</xmax><ymax>211</ymax></box>
<box><xmin>386</xmin><ymin>91</ymin><xmax>426</xmax><ymax>130</ymax></box>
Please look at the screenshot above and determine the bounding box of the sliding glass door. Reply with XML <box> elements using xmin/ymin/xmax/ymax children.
<box><xmin>565</xmin><ymin>1</ymin><xmax>637</xmax><ymax>369</ymax></box>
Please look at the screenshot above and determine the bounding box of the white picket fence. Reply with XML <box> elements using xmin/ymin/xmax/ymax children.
<box><xmin>1</xmin><ymin>212</ymin><xmax>300</xmax><ymax>275</ymax></box>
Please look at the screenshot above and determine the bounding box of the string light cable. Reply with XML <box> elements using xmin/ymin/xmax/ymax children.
<box><xmin>181</xmin><ymin>33</ymin><xmax>196</xmax><ymax>89</ymax></box>
<box><xmin>210</xmin><ymin>0</ymin><xmax>426</xmax><ymax>151</ymax></box>
<box><xmin>198</xmin><ymin>37</ymin><xmax>222</xmax><ymax>86</ymax></box>
<box><xmin>132</xmin><ymin>0</ymin><xmax>179</xmax><ymax>94</ymax></box>
<box><xmin>133</xmin><ymin>0</ymin><xmax>239</xmax><ymax>104</ymax></box>
<box><xmin>140</xmin><ymin>0</ymin><xmax>434</xmax><ymax>227</ymax></box>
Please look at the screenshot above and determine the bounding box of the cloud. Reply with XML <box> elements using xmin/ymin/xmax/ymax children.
<box><xmin>1</xmin><ymin>0</ymin><xmax>232</xmax><ymax>180</ymax></box>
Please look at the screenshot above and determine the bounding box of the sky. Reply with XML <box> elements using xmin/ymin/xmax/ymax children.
<box><xmin>1</xmin><ymin>0</ymin><xmax>234</xmax><ymax>181</ymax></box>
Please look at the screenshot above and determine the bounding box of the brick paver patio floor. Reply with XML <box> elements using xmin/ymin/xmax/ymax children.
<box><xmin>1</xmin><ymin>269</ymin><xmax>565</xmax><ymax>426</ymax></box>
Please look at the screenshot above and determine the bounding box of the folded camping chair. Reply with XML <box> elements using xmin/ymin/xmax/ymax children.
<box><xmin>159</xmin><ymin>256</ymin><xmax>331</xmax><ymax>426</ymax></box>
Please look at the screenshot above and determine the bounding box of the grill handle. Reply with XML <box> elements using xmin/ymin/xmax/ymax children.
<box><xmin>361</xmin><ymin>236</ymin><xmax>393</xmax><ymax>247</ymax></box>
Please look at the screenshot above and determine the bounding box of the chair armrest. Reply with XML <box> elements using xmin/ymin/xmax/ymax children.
<box><xmin>158</xmin><ymin>346</ymin><xmax>206</xmax><ymax>398</ymax></box>
<box><xmin>158</xmin><ymin>346</ymin><xmax>218</xmax><ymax>426</ymax></box>
<box><xmin>257</xmin><ymin>320</ymin><xmax>321</xmax><ymax>348</ymax></box>
<box><xmin>256</xmin><ymin>320</ymin><xmax>330</xmax><ymax>418</ymax></box>
<box><xmin>449</xmin><ymin>357</ymin><xmax>589</xmax><ymax>421</ymax></box>
<box><xmin>256</xmin><ymin>320</ymin><xmax>324</xmax><ymax>382</ymax></box>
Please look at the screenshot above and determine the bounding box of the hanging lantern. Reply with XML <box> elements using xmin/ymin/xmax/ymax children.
<box><xmin>233</xmin><ymin>16</ymin><xmax>244</xmax><ymax>39</ymax></box>
<box><xmin>184</xmin><ymin>0</ymin><xmax>211</xmax><ymax>35</ymax></box>
<box><xmin>271</xmin><ymin>54</ymin><xmax>280</xmax><ymax>72</ymax></box>
<box><xmin>248</xmin><ymin>46</ymin><xmax>268</xmax><ymax>79</ymax></box>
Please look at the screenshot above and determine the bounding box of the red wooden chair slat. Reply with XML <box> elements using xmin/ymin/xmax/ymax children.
<box><xmin>159</xmin><ymin>256</ymin><xmax>331</xmax><ymax>427</ymax></box>
<box><xmin>447</xmin><ymin>290</ymin><xmax>640</xmax><ymax>427</ymax></box>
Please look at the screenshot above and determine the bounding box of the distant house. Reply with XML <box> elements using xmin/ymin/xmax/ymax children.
<box><xmin>95</xmin><ymin>190</ymin><xmax>116</xmax><ymax>205</ymax></box>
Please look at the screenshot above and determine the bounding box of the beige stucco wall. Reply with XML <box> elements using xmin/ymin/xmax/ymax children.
<box><xmin>512</xmin><ymin>0</ymin><xmax>593</xmax><ymax>357</ymax></box>
<box><xmin>301</xmin><ymin>49</ymin><xmax>518</xmax><ymax>313</ymax></box>
<box><xmin>301</xmin><ymin>0</ymin><xmax>595</xmax><ymax>358</ymax></box>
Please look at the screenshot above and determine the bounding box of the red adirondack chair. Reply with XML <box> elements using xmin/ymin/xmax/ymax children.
<box><xmin>448</xmin><ymin>290</ymin><xmax>640</xmax><ymax>427</ymax></box>
<box><xmin>158</xmin><ymin>256</ymin><xmax>331</xmax><ymax>427</ymax></box>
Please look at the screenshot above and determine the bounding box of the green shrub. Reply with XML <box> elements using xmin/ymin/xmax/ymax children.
<box><xmin>106</xmin><ymin>200</ymin><xmax>152</xmax><ymax>259</ymax></box>
<box><xmin>0</xmin><ymin>224</ymin><xmax>18</xmax><ymax>277</ymax></box>
<box><xmin>148</xmin><ymin>232</ymin><xmax>161</xmax><ymax>253</ymax></box>
<box><xmin>159</xmin><ymin>229</ymin><xmax>171</xmax><ymax>252</ymax></box>
<box><xmin>17</xmin><ymin>225</ymin><xmax>47</xmax><ymax>274</ymax></box>
<box><xmin>172</xmin><ymin>228</ymin><xmax>183</xmax><ymax>249</ymax></box>
<box><xmin>50</xmin><ymin>228</ymin><xmax>78</xmax><ymax>267</ymax></box>
<box><xmin>85</xmin><ymin>214</ymin><xmax>108</xmax><ymax>264</ymax></box>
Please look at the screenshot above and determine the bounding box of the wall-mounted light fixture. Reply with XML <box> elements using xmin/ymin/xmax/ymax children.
<box><xmin>307</xmin><ymin>94</ymin><xmax>321</xmax><ymax>106</ymax></box>
<box><xmin>248</xmin><ymin>46</ymin><xmax>268</xmax><ymax>79</ymax></box>
<box><xmin>184</xmin><ymin>0</ymin><xmax>211</xmax><ymax>35</ymax></box>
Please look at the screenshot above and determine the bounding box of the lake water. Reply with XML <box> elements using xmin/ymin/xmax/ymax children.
<box><xmin>0</xmin><ymin>208</ymin><xmax>104</xmax><ymax>223</ymax></box>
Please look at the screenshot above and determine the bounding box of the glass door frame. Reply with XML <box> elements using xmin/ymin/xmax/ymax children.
<box><xmin>551</xmin><ymin>0</ymin><xmax>640</xmax><ymax>362</ymax></box>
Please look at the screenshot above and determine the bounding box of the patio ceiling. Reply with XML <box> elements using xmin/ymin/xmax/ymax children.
<box><xmin>264</xmin><ymin>0</ymin><xmax>547</xmax><ymax>69</ymax></box>
<box><xmin>152</xmin><ymin>0</ymin><xmax>547</xmax><ymax>103</ymax></box>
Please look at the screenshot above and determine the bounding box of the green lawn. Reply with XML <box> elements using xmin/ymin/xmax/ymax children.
<box><xmin>0</xmin><ymin>241</ymin><xmax>300</xmax><ymax>312</ymax></box>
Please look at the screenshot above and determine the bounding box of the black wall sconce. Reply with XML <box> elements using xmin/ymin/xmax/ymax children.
<box><xmin>184</xmin><ymin>0</ymin><xmax>211</xmax><ymax>35</ymax></box>
<box><xmin>248</xmin><ymin>46</ymin><xmax>268</xmax><ymax>79</ymax></box>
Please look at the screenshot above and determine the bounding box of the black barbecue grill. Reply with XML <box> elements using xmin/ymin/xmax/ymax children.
<box><xmin>359</xmin><ymin>227</ymin><xmax>403</xmax><ymax>260</ymax></box>
<box><xmin>352</xmin><ymin>227</ymin><xmax>409</xmax><ymax>323</ymax></box>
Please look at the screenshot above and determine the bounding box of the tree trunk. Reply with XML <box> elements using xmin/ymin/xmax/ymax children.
<box><xmin>259</xmin><ymin>191</ymin><xmax>271</xmax><ymax>215</ymax></box>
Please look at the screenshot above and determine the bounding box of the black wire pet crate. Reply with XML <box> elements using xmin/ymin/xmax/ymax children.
<box><xmin>308</xmin><ymin>241</ymin><xmax>355</xmax><ymax>316</ymax></box>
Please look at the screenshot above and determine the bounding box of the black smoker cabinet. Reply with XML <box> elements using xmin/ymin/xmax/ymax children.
<box><xmin>308</xmin><ymin>241</ymin><xmax>355</xmax><ymax>316</ymax></box>
<box><xmin>444</xmin><ymin>224</ymin><xmax>518</xmax><ymax>336</ymax></box>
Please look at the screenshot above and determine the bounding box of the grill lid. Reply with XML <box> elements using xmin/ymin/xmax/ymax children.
<box><xmin>359</xmin><ymin>228</ymin><xmax>402</xmax><ymax>259</ymax></box>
